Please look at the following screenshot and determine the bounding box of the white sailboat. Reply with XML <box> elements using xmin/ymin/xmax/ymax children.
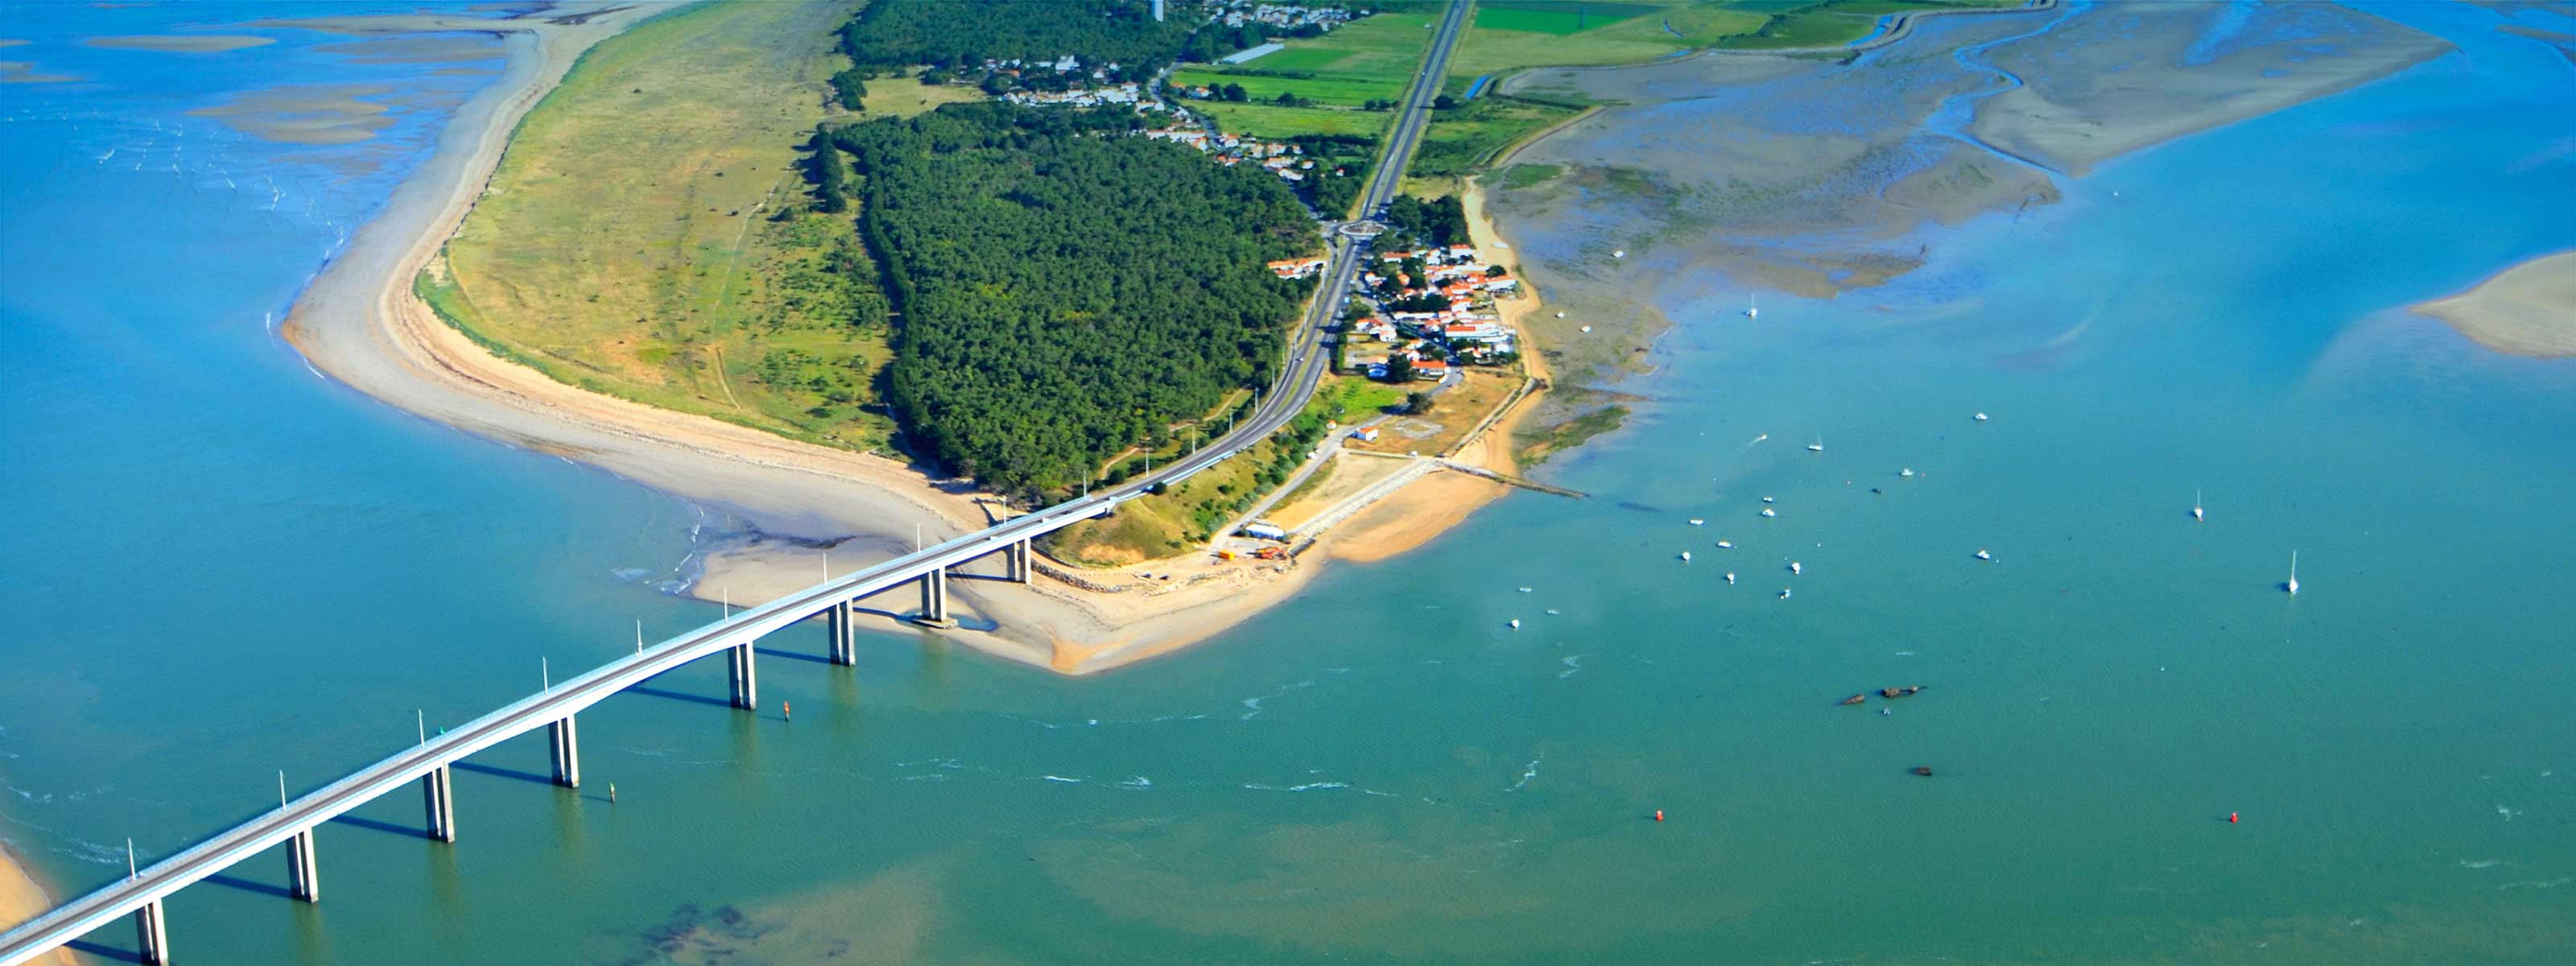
<box><xmin>2285</xmin><ymin>551</ymin><xmax>2299</xmax><ymax>596</ymax></box>
<box><xmin>2193</xmin><ymin>489</ymin><xmax>2204</xmax><ymax>522</ymax></box>
<box><xmin>1745</xmin><ymin>293</ymin><xmax>1760</xmax><ymax>320</ymax></box>
<box><xmin>1807</xmin><ymin>434</ymin><xmax>1824</xmax><ymax>453</ymax></box>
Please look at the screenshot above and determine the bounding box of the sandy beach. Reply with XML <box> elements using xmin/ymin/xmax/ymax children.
<box><xmin>265</xmin><ymin>0</ymin><xmax>1628</xmax><ymax>679</ymax></box>
<box><xmin>0</xmin><ymin>841</ymin><xmax>74</xmax><ymax>964</ymax></box>
<box><xmin>2414</xmin><ymin>249</ymin><xmax>2576</xmax><ymax>357</ymax></box>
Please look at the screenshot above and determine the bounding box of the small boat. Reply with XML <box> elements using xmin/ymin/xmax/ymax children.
<box><xmin>1901</xmin><ymin>468</ymin><xmax>1915</xmax><ymax>477</ymax></box>
<box><xmin>1910</xmin><ymin>766</ymin><xmax>1934</xmax><ymax>778</ymax></box>
<box><xmin>1973</xmin><ymin>412</ymin><xmax>1990</xmax><ymax>422</ymax></box>
<box><xmin>1807</xmin><ymin>434</ymin><xmax>1824</xmax><ymax>453</ymax></box>
<box><xmin>1688</xmin><ymin>518</ymin><xmax>1705</xmax><ymax>526</ymax></box>
<box><xmin>1518</xmin><ymin>586</ymin><xmax>1534</xmax><ymax>593</ymax></box>
<box><xmin>2285</xmin><ymin>551</ymin><xmax>2299</xmax><ymax>595</ymax></box>
<box><xmin>1725</xmin><ymin>572</ymin><xmax>1736</xmax><ymax>584</ymax></box>
<box><xmin>1789</xmin><ymin>561</ymin><xmax>1802</xmax><ymax>575</ymax></box>
<box><xmin>1974</xmin><ymin>549</ymin><xmax>1993</xmax><ymax>561</ymax></box>
<box><xmin>1679</xmin><ymin>551</ymin><xmax>1692</xmax><ymax>563</ymax></box>
<box><xmin>1579</xmin><ymin>325</ymin><xmax>1592</xmax><ymax>332</ymax></box>
<box><xmin>1745</xmin><ymin>293</ymin><xmax>1760</xmax><ymax>320</ymax></box>
<box><xmin>2192</xmin><ymin>488</ymin><xmax>2204</xmax><ymax>522</ymax></box>
<box><xmin>1509</xmin><ymin>619</ymin><xmax>1521</xmax><ymax>630</ymax></box>
<box><xmin>1544</xmin><ymin>609</ymin><xmax>1559</xmax><ymax>615</ymax></box>
<box><xmin>1778</xmin><ymin>588</ymin><xmax>1793</xmax><ymax>600</ymax></box>
<box><xmin>1716</xmin><ymin>540</ymin><xmax>1733</xmax><ymax>549</ymax></box>
<box><xmin>1761</xmin><ymin>508</ymin><xmax>1777</xmax><ymax>518</ymax></box>
<box><xmin>1761</xmin><ymin>496</ymin><xmax>1776</xmax><ymax>503</ymax></box>
<box><xmin>1612</xmin><ymin>249</ymin><xmax>1626</xmax><ymax>258</ymax></box>
<box><xmin>1554</xmin><ymin>311</ymin><xmax>1567</xmax><ymax>319</ymax></box>
<box><xmin>1879</xmin><ymin>685</ymin><xmax>1923</xmax><ymax>699</ymax></box>
<box><xmin>1839</xmin><ymin>694</ymin><xmax>1867</xmax><ymax>706</ymax></box>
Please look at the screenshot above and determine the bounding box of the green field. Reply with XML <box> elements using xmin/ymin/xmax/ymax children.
<box><xmin>1170</xmin><ymin>11</ymin><xmax>1446</xmax><ymax>140</ymax></box>
<box><xmin>1168</xmin><ymin>68</ymin><xmax>1405</xmax><ymax>107</ymax></box>
<box><xmin>429</xmin><ymin>0</ymin><xmax>900</xmax><ymax>452</ymax></box>
<box><xmin>1412</xmin><ymin>95</ymin><xmax>1582</xmax><ymax>178</ymax></box>
<box><xmin>1473</xmin><ymin>2</ymin><xmax>1661</xmax><ymax>35</ymax></box>
<box><xmin>1197</xmin><ymin>100</ymin><xmax>1392</xmax><ymax>138</ymax></box>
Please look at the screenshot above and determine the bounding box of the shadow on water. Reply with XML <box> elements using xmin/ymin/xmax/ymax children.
<box><xmin>204</xmin><ymin>873</ymin><xmax>292</xmax><ymax>900</ymax></box>
<box><xmin>328</xmin><ymin>813</ymin><xmax>429</xmax><ymax>840</ymax></box>
<box><xmin>625</xmin><ymin>686</ymin><xmax>733</xmax><ymax>710</ymax></box>
<box><xmin>452</xmin><ymin>761</ymin><xmax>554</xmax><ymax>786</ymax></box>
<box><xmin>64</xmin><ymin>940</ymin><xmax>142</xmax><ymax>964</ymax></box>
<box><xmin>751</xmin><ymin>646</ymin><xmax>830</xmax><ymax>667</ymax></box>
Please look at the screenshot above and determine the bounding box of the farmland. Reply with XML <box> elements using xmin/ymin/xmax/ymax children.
<box><xmin>1164</xmin><ymin>9</ymin><xmax>1443</xmax><ymax>140</ymax></box>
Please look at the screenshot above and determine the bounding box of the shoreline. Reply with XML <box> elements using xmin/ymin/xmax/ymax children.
<box><xmin>0</xmin><ymin>839</ymin><xmax>73</xmax><ymax>964</ymax></box>
<box><xmin>278</xmin><ymin>0</ymin><xmax>1538</xmax><ymax>678</ymax></box>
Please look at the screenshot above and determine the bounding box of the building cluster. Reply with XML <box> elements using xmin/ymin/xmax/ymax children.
<box><xmin>1149</xmin><ymin>128</ymin><xmax>1331</xmax><ymax>186</ymax></box>
<box><xmin>1001</xmin><ymin>81</ymin><xmax>1146</xmax><ymax>108</ymax></box>
<box><xmin>1210</xmin><ymin>3</ymin><xmax>1361</xmax><ymax>31</ymax></box>
<box><xmin>1344</xmin><ymin>244</ymin><xmax>1521</xmax><ymax>380</ymax></box>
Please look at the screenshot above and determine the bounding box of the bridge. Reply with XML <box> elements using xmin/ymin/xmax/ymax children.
<box><xmin>0</xmin><ymin>2</ymin><xmax>1472</xmax><ymax>962</ymax></box>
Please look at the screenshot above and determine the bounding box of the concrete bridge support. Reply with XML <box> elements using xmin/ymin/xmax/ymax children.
<box><xmin>134</xmin><ymin>898</ymin><xmax>169</xmax><ymax>964</ymax></box>
<box><xmin>1007</xmin><ymin>539</ymin><xmax>1032</xmax><ymax>583</ymax></box>
<box><xmin>548</xmin><ymin>717</ymin><xmax>580</xmax><ymax>788</ymax></box>
<box><xmin>826</xmin><ymin>601</ymin><xmax>856</xmax><ymax>666</ymax></box>
<box><xmin>421</xmin><ymin>765</ymin><xmax>456</xmax><ymax>842</ymax></box>
<box><xmin>917</xmin><ymin>569</ymin><xmax>950</xmax><ymax>625</ymax></box>
<box><xmin>728</xmin><ymin>642</ymin><xmax>758</xmax><ymax>710</ymax></box>
<box><xmin>285</xmin><ymin>829</ymin><xmax>319</xmax><ymax>903</ymax></box>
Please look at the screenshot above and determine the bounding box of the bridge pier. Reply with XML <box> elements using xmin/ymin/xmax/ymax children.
<box><xmin>422</xmin><ymin>764</ymin><xmax>456</xmax><ymax>842</ymax></box>
<box><xmin>826</xmin><ymin>601</ymin><xmax>856</xmax><ymax>666</ymax></box>
<box><xmin>916</xmin><ymin>568</ymin><xmax>951</xmax><ymax>625</ymax></box>
<box><xmin>134</xmin><ymin>898</ymin><xmax>169</xmax><ymax>964</ymax></box>
<box><xmin>728</xmin><ymin>642</ymin><xmax>758</xmax><ymax>709</ymax></box>
<box><xmin>1008</xmin><ymin>539</ymin><xmax>1032</xmax><ymax>583</ymax></box>
<box><xmin>285</xmin><ymin>829</ymin><xmax>319</xmax><ymax>903</ymax></box>
<box><xmin>548</xmin><ymin>716</ymin><xmax>580</xmax><ymax>788</ymax></box>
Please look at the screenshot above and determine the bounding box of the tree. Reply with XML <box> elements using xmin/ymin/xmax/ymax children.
<box><xmin>1433</xmin><ymin>94</ymin><xmax>1459</xmax><ymax>110</ymax></box>
<box><xmin>1405</xmin><ymin>390</ymin><xmax>1435</xmax><ymax>415</ymax></box>
<box><xmin>830</xmin><ymin>69</ymin><xmax>869</xmax><ymax>111</ymax></box>
<box><xmin>1486</xmin><ymin>264</ymin><xmax>1509</xmax><ymax>277</ymax></box>
<box><xmin>830</xmin><ymin>102</ymin><xmax>1317</xmax><ymax>492</ymax></box>
<box><xmin>1385</xmin><ymin>355</ymin><xmax>1414</xmax><ymax>383</ymax></box>
<box><xmin>980</xmin><ymin>72</ymin><xmax>1013</xmax><ymax>96</ymax></box>
<box><xmin>1223</xmin><ymin>82</ymin><xmax>1249</xmax><ymax>102</ymax></box>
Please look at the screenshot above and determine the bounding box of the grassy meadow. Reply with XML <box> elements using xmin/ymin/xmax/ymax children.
<box><xmin>427</xmin><ymin>0</ymin><xmax>902</xmax><ymax>452</ymax></box>
<box><xmin>1169</xmin><ymin>10</ymin><xmax>1444</xmax><ymax>140</ymax></box>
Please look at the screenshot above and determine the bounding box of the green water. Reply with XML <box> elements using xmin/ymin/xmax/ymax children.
<box><xmin>6</xmin><ymin>2</ymin><xmax>2575</xmax><ymax>963</ymax></box>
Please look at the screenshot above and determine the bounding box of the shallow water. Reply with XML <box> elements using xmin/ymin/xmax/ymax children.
<box><xmin>6</xmin><ymin>2</ymin><xmax>2576</xmax><ymax>964</ymax></box>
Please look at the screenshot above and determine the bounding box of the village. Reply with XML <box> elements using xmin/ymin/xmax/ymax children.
<box><xmin>946</xmin><ymin>2</ymin><xmax>1545</xmax><ymax>576</ymax></box>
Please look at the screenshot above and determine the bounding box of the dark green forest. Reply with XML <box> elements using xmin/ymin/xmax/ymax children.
<box><xmin>819</xmin><ymin>103</ymin><xmax>1319</xmax><ymax>492</ymax></box>
<box><xmin>840</xmin><ymin>0</ymin><xmax>1203</xmax><ymax>80</ymax></box>
<box><xmin>1382</xmin><ymin>193</ymin><xmax>1470</xmax><ymax>249</ymax></box>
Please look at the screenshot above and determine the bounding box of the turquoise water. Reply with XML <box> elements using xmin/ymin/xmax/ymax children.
<box><xmin>6</xmin><ymin>2</ymin><xmax>2576</xmax><ymax>964</ymax></box>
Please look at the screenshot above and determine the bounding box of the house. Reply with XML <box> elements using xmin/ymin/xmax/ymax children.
<box><xmin>1349</xmin><ymin>426</ymin><xmax>1381</xmax><ymax>442</ymax></box>
<box><xmin>1410</xmin><ymin>358</ymin><xmax>1450</xmax><ymax>381</ymax></box>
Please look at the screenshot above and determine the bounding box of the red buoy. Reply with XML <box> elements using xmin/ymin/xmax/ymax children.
<box><xmin>2228</xmin><ymin>812</ymin><xmax>2239</xmax><ymax>824</ymax></box>
<box><xmin>1653</xmin><ymin>810</ymin><xmax>1665</xmax><ymax>822</ymax></box>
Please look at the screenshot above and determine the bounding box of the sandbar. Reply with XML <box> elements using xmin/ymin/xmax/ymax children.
<box><xmin>82</xmin><ymin>35</ymin><xmax>275</xmax><ymax>53</ymax></box>
<box><xmin>187</xmin><ymin>84</ymin><xmax>396</xmax><ymax>146</ymax></box>
<box><xmin>2414</xmin><ymin>250</ymin><xmax>2576</xmax><ymax>358</ymax></box>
